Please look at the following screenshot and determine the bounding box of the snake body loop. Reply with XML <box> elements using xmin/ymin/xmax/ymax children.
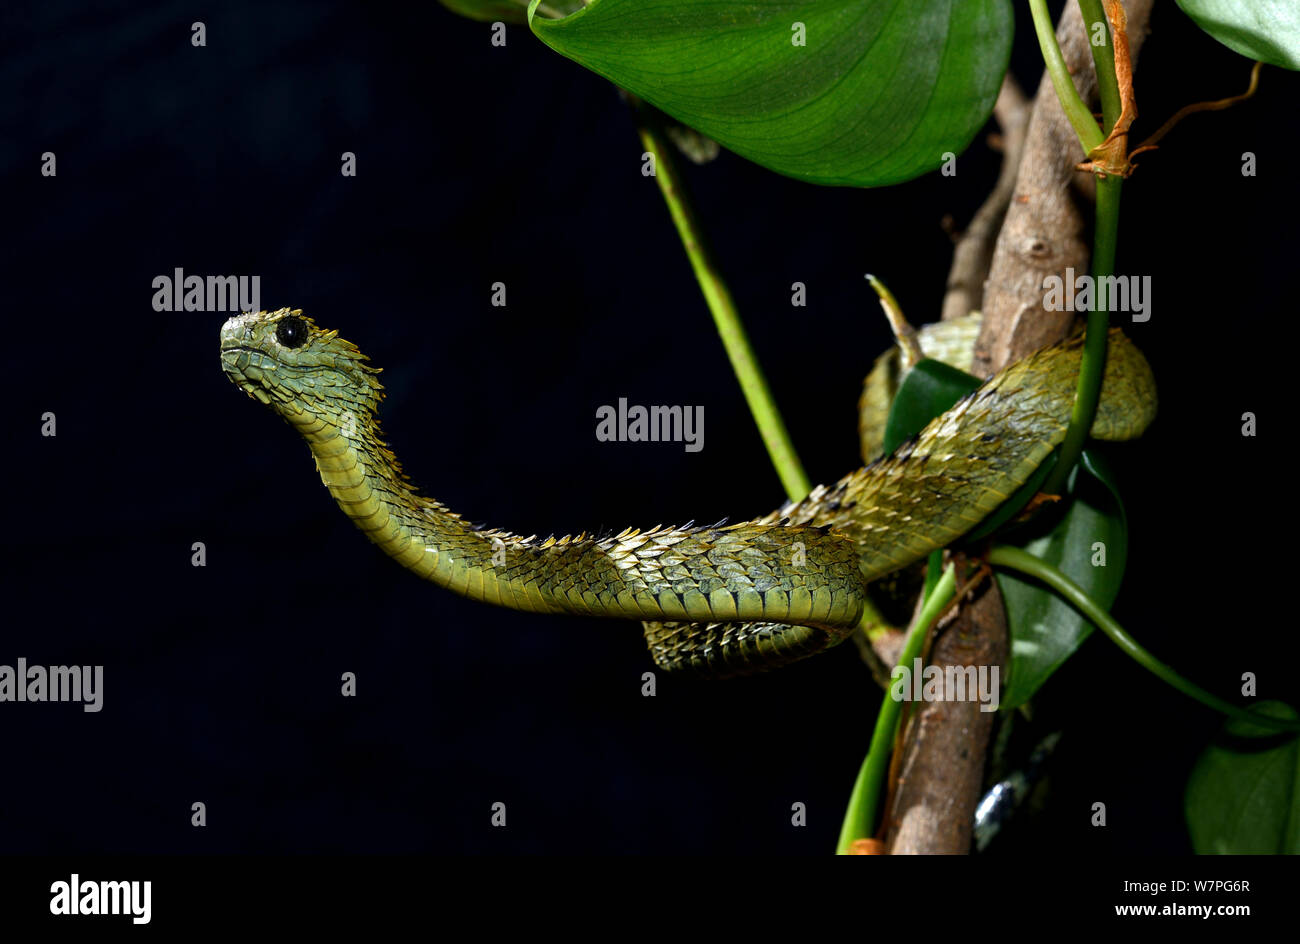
<box><xmin>221</xmin><ymin>310</ymin><xmax>1156</xmax><ymax>677</ymax></box>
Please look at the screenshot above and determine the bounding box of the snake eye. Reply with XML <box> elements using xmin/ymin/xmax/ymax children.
<box><xmin>275</xmin><ymin>315</ymin><xmax>309</xmax><ymax>349</ymax></box>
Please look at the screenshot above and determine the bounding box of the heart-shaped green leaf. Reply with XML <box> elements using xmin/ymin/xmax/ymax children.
<box><xmin>527</xmin><ymin>0</ymin><xmax>1013</xmax><ymax>186</ymax></box>
<box><xmin>1176</xmin><ymin>0</ymin><xmax>1300</xmax><ymax>70</ymax></box>
<box><xmin>996</xmin><ymin>450</ymin><xmax>1128</xmax><ymax>710</ymax></box>
<box><xmin>1185</xmin><ymin>701</ymin><xmax>1299</xmax><ymax>854</ymax></box>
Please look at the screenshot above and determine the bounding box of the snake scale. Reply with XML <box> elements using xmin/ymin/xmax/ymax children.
<box><xmin>221</xmin><ymin>309</ymin><xmax>1156</xmax><ymax>677</ymax></box>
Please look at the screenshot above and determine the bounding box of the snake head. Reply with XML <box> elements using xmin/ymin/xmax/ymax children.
<box><xmin>220</xmin><ymin>309</ymin><xmax>385</xmax><ymax>427</ymax></box>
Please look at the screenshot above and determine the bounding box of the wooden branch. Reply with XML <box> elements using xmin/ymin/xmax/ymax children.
<box><xmin>885</xmin><ymin>0</ymin><xmax>1154</xmax><ymax>855</ymax></box>
<box><xmin>886</xmin><ymin>581</ymin><xmax>1006</xmax><ymax>854</ymax></box>
<box><xmin>974</xmin><ymin>0</ymin><xmax>1153</xmax><ymax>375</ymax></box>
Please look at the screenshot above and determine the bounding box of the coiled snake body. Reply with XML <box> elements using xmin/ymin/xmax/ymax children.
<box><xmin>221</xmin><ymin>310</ymin><xmax>1156</xmax><ymax>677</ymax></box>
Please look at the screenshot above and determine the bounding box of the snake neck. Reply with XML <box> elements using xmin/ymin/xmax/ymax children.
<box><xmin>295</xmin><ymin>408</ymin><xmax>512</xmax><ymax>600</ymax></box>
<box><xmin>293</xmin><ymin>407</ymin><xmax>863</xmax><ymax>632</ymax></box>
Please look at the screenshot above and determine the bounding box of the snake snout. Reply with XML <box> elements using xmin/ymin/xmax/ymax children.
<box><xmin>219</xmin><ymin>312</ymin><xmax>261</xmax><ymax>346</ymax></box>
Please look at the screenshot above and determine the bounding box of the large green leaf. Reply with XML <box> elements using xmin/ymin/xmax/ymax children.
<box><xmin>996</xmin><ymin>451</ymin><xmax>1128</xmax><ymax>710</ymax></box>
<box><xmin>1176</xmin><ymin>0</ymin><xmax>1300</xmax><ymax>70</ymax></box>
<box><xmin>1186</xmin><ymin>701</ymin><xmax>1299</xmax><ymax>854</ymax></box>
<box><xmin>527</xmin><ymin>0</ymin><xmax>1013</xmax><ymax>187</ymax></box>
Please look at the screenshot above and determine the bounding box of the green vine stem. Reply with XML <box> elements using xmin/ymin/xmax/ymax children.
<box><xmin>836</xmin><ymin>564</ymin><xmax>958</xmax><ymax>854</ymax></box>
<box><xmin>1077</xmin><ymin>0</ymin><xmax>1122</xmax><ymax>132</ymax></box>
<box><xmin>1042</xmin><ymin>176</ymin><xmax>1119</xmax><ymax>496</ymax></box>
<box><xmin>988</xmin><ymin>547</ymin><xmax>1300</xmax><ymax>734</ymax></box>
<box><xmin>630</xmin><ymin>98</ymin><xmax>811</xmax><ymax>503</ymax></box>
<box><xmin>1029</xmin><ymin>0</ymin><xmax>1122</xmax><ymax>497</ymax></box>
<box><xmin>1028</xmin><ymin>0</ymin><xmax>1105</xmax><ymax>152</ymax></box>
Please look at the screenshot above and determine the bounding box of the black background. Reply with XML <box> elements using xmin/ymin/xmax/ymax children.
<box><xmin>2</xmin><ymin>0</ymin><xmax>1296</xmax><ymax>856</ymax></box>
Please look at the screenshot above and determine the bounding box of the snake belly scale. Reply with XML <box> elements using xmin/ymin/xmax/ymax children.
<box><xmin>221</xmin><ymin>309</ymin><xmax>1156</xmax><ymax>677</ymax></box>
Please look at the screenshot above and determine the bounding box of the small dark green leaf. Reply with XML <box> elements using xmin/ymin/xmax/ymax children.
<box><xmin>1185</xmin><ymin>701</ymin><xmax>1299</xmax><ymax>854</ymax></box>
<box><xmin>1176</xmin><ymin>0</ymin><xmax>1300</xmax><ymax>70</ymax></box>
<box><xmin>882</xmin><ymin>358</ymin><xmax>980</xmax><ymax>455</ymax></box>
<box><xmin>528</xmin><ymin>0</ymin><xmax>1013</xmax><ymax>186</ymax></box>
<box><xmin>996</xmin><ymin>450</ymin><xmax>1128</xmax><ymax>710</ymax></box>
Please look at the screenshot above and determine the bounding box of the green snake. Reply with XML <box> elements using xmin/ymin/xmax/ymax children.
<box><xmin>221</xmin><ymin>309</ymin><xmax>1156</xmax><ymax>677</ymax></box>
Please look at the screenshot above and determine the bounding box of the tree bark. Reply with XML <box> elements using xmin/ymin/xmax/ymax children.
<box><xmin>885</xmin><ymin>0</ymin><xmax>1153</xmax><ymax>855</ymax></box>
<box><xmin>975</xmin><ymin>0</ymin><xmax>1153</xmax><ymax>375</ymax></box>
